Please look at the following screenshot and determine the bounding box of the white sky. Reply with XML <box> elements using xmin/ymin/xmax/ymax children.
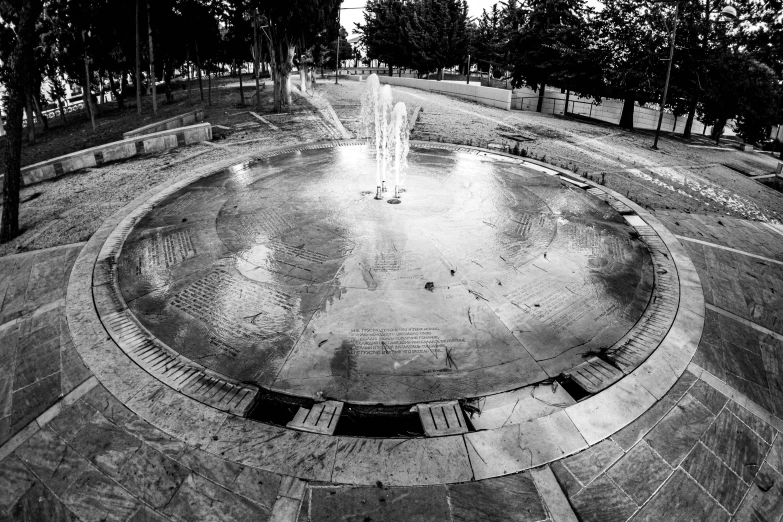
<box><xmin>341</xmin><ymin>0</ymin><xmax>604</xmax><ymax>39</ymax></box>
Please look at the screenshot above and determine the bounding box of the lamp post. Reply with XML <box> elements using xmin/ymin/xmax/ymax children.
<box><xmin>335</xmin><ymin>6</ymin><xmax>365</xmax><ymax>85</ymax></box>
<box><xmin>652</xmin><ymin>1</ymin><xmax>738</xmax><ymax>150</ymax></box>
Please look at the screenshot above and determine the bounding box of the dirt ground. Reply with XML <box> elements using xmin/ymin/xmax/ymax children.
<box><xmin>1</xmin><ymin>74</ymin><xmax>781</xmax><ymax>258</ymax></box>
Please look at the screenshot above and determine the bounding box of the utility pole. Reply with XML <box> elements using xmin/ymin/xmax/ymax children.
<box><xmin>81</xmin><ymin>30</ymin><xmax>96</xmax><ymax>132</ymax></box>
<box><xmin>147</xmin><ymin>0</ymin><xmax>157</xmax><ymax>115</ymax></box>
<box><xmin>335</xmin><ymin>8</ymin><xmax>341</xmax><ymax>85</ymax></box>
<box><xmin>135</xmin><ymin>0</ymin><xmax>142</xmax><ymax>115</ymax></box>
<box><xmin>253</xmin><ymin>8</ymin><xmax>261</xmax><ymax>109</ymax></box>
<box><xmin>653</xmin><ymin>2</ymin><xmax>679</xmax><ymax>150</ymax></box>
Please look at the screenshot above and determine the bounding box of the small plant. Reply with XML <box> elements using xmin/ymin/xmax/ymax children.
<box><xmin>521</xmin><ymin>148</ymin><xmax>527</xmax><ymax>157</ymax></box>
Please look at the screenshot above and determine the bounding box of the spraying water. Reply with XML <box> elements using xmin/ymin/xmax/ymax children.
<box><xmin>388</xmin><ymin>102</ymin><xmax>409</xmax><ymax>198</ymax></box>
<box><xmin>377</xmin><ymin>85</ymin><xmax>394</xmax><ymax>194</ymax></box>
<box><xmin>359</xmin><ymin>75</ymin><xmax>409</xmax><ymax>202</ymax></box>
<box><xmin>360</xmin><ymin>74</ymin><xmax>381</xmax><ymax>193</ymax></box>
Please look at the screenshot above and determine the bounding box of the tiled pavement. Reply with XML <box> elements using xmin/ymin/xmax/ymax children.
<box><xmin>1</xmin><ymin>170</ymin><xmax>783</xmax><ymax>519</ymax></box>
<box><xmin>0</xmin><ymin>244</ymin><xmax>90</xmax><ymax>447</ymax></box>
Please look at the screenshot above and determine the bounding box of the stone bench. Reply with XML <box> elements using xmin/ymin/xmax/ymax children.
<box><xmin>1</xmin><ymin>123</ymin><xmax>212</xmax><ymax>191</ymax></box>
<box><xmin>122</xmin><ymin>110</ymin><xmax>205</xmax><ymax>139</ymax></box>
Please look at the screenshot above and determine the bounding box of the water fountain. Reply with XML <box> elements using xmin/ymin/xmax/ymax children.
<box><xmin>388</xmin><ymin>102</ymin><xmax>409</xmax><ymax>199</ymax></box>
<box><xmin>360</xmin><ymin>74</ymin><xmax>410</xmax><ymax>202</ymax></box>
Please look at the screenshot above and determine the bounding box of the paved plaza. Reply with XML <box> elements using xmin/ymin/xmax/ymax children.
<box><xmin>1</xmin><ymin>80</ymin><xmax>783</xmax><ymax>522</ymax></box>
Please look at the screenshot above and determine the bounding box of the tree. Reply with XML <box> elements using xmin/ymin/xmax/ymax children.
<box><xmin>324</xmin><ymin>27</ymin><xmax>352</xmax><ymax>70</ymax></box>
<box><xmin>0</xmin><ymin>0</ymin><xmax>43</xmax><ymax>243</ymax></box>
<box><xmin>406</xmin><ymin>0</ymin><xmax>469</xmax><ymax>80</ymax></box>
<box><xmin>357</xmin><ymin>0</ymin><xmax>409</xmax><ymax>76</ymax></box>
<box><xmin>509</xmin><ymin>0</ymin><xmax>602</xmax><ymax>112</ymax></box>
<box><xmin>594</xmin><ymin>0</ymin><xmax>668</xmax><ymax>129</ymax></box>
<box><xmin>472</xmin><ymin>3</ymin><xmax>505</xmax><ymax>78</ymax></box>
<box><xmin>700</xmin><ymin>51</ymin><xmax>781</xmax><ymax>145</ymax></box>
<box><xmin>257</xmin><ymin>0</ymin><xmax>341</xmax><ymax>112</ymax></box>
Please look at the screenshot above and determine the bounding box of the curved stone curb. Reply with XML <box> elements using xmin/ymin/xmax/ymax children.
<box><xmin>67</xmin><ymin>139</ymin><xmax>705</xmax><ymax>486</ymax></box>
<box><xmin>17</xmin><ymin>123</ymin><xmax>212</xmax><ymax>189</ymax></box>
<box><xmin>122</xmin><ymin>110</ymin><xmax>205</xmax><ymax>139</ymax></box>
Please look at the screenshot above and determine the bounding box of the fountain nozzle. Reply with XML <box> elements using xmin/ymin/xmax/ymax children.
<box><xmin>374</xmin><ymin>186</ymin><xmax>382</xmax><ymax>200</ymax></box>
<box><xmin>394</xmin><ymin>185</ymin><xmax>401</xmax><ymax>198</ymax></box>
<box><xmin>382</xmin><ymin>181</ymin><xmax>387</xmax><ymax>193</ymax></box>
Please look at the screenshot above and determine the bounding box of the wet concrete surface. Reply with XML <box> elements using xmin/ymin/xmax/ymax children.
<box><xmin>117</xmin><ymin>145</ymin><xmax>653</xmax><ymax>404</ymax></box>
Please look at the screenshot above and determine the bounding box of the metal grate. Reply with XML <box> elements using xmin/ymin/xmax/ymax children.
<box><xmin>287</xmin><ymin>400</ymin><xmax>344</xmax><ymax>435</ymax></box>
<box><xmin>418</xmin><ymin>400</ymin><xmax>469</xmax><ymax>436</ymax></box>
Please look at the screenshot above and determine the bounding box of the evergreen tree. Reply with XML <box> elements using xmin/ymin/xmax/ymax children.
<box><xmin>508</xmin><ymin>0</ymin><xmax>601</xmax><ymax>112</ymax></box>
<box><xmin>594</xmin><ymin>0</ymin><xmax>668</xmax><ymax>129</ymax></box>
<box><xmin>700</xmin><ymin>51</ymin><xmax>781</xmax><ymax>145</ymax></box>
<box><xmin>256</xmin><ymin>0</ymin><xmax>341</xmax><ymax>112</ymax></box>
<box><xmin>406</xmin><ymin>0</ymin><xmax>469</xmax><ymax>79</ymax></box>
<box><xmin>357</xmin><ymin>0</ymin><xmax>410</xmax><ymax>76</ymax></box>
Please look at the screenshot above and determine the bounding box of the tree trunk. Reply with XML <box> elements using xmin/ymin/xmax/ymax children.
<box><xmin>194</xmin><ymin>41</ymin><xmax>203</xmax><ymax>101</ymax></box>
<box><xmin>81</xmin><ymin>32</ymin><xmax>97</xmax><ymax>131</ymax></box>
<box><xmin>564</xmin><ymin>89</ymin><xmax>571</xmax><ymax>116</ymax></box>
<box><xmin>712</xmin><ymin>118</ymin><xmax>727</xmax><ymax>145</ymax></box>
<box><xmin>253</xmin><ymin>9</ymin><xmax>261</xmax><ymax>107</ymax></box>
<box><xmin>208</xmin><ymin>69</ymin><xmax>212</xmax><ymax>106</ymax></box>
<box><xmin>2</xmin><ymin>0</ymin><xmax>41</xmax><ymax>243</ymax></box>
<box><xmin>619</xmin><ymin>96</ymin><xmax>635</xmax><ymax>130</ymax></box>
<box><xmin>682</xmin><ymin>94</ymin><xmax>699</xmax><ymax>139</ymax></box>
<box><xmin>536</xmin><ymin>82</ymin><xmax>546</xmax><ymax>112</ymax></box>
<box><xmin>238</xmin><ymin>60</ymin><xmax>245</xmax><ymax>105</ymax></box>
<box><xmin>32</xmin><ymin>90</ymin><xmax>47</xmax><ymax>132</ymax></box>
<box><xmin>147</xmin><ymin>0</ymin><xmax>157</xmax><ymax>115</ymax></box>
<box><xmin>389</xmin><ymin>63</ymin><xmax>393</xmax><ymax>77</ymax></box>
<box><xmin>186</xmin><ymin>49</ymin><xmax>192</xmax><ymax>104</ymax></box>
<box><xmin>57</xmin><ymin>97</ymin><xmax>67</xmax><ymax>123</ymax></box>
<box><xmin>108</xmin><ymin>71</ymin><xmax>125</xmax><ymax>110</ymax></box>
<box><xmin>135</xmin><ymin>0</ymin><xmax>142</xmax><ymax>115</ymax></box>
<box><xmin>24</xmin><ymin>94</ymin><xmax>35</xmax><ymax>144</ymax></box>
<box><xmin>163</xmin><ymin>60</ymin><xmax>173</xmax><ymax>103</ymax></box>
<box><xmin>97</xmin><ymin>73</ymin><xmax>104</xmax><ymax>104</ymax></box>
<box><xmin>285</xmin><ymin>46</ymin><xmax>294</xmax><ymax>105</ymax></box>
<box><xmin>437</xmin><ymin>67</ymin><xmax>444</xmax><ymax>81</ymax></box>
<box><xmin>299</xmin><ymin>66</ymin><xmax>307</xmax><ymax>95</ymax></box>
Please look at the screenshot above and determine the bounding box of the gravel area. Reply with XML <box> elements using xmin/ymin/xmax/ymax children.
<box><xmin>2</xmin><ymin>75</ymin><xmax>781</xmax><ymax>257</ymax></box>
<box><xmin>0</xmin><ymin>78</ymin><xmax>336</xmax><ymax>257</ymax></box>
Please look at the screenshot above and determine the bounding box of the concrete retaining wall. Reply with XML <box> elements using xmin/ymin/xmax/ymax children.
<box><xmin>122</xmin><ymin>110</ymin><xmax>205</xmax><ymax>139</ymax></box>
<box><xmin>377</xmin><ymin>76</ymin><xmax>511</xmax><ymax>110</ymax></box>
<box><xmin>17</xmin><ymin>123</ymin><xmax>212</xmax><ymax>188</ymax></box>
<box><xmin>510</xmin><ymin>87</ymin><xmax>711</xmax><ymax>135</ymax></box>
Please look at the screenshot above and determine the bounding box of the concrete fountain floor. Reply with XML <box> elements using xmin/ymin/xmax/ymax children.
<box><xmin>116</xmin><ymin>143</ymin><xmax>654</xmax><ymax>405</ymax></box>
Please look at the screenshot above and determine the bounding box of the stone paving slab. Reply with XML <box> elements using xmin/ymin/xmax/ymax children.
<box><xmin>0</xmin><ymin>244</ymin><xmax>86</xmax><ymax>447</ymax></box>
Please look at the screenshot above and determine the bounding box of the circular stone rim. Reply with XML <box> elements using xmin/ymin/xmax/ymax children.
<box><xmin>67</xmin><ymin>140</ymin><xmax>705</xmax><ymax>485</ymax></box>
<box><xmin>107</xmin><ymin>141</ymin><xmax>670</xmax><ymax>409</ymax></box>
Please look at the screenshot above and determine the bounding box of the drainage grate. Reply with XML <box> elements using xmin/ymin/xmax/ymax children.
<box><xmin>287</xmin><ymin>400</ymin><xmax>344</xmax><ymax>435</ymax></box>
<box><xmin>418</xmin><ymin>400</ymin><xmax>469</xmax><ymax>436</ymax></box>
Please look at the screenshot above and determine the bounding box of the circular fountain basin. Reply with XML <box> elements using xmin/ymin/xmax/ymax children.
<box><xmin>117</xmin><ymin>144</ymin><xmax>653</xmax><ymax>405</ymax></box>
